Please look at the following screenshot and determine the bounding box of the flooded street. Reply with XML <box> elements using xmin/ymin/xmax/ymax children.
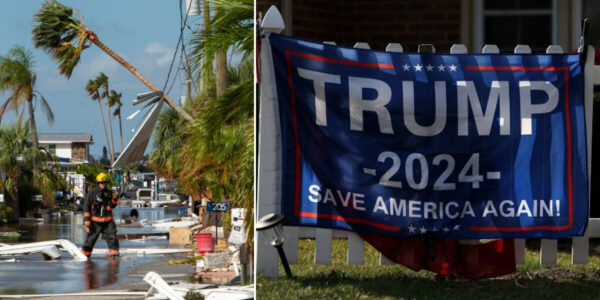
<box><xmin>0</xmin><ymin>207</ymin><xmax>191</xmax><ymax>295</ymax></box>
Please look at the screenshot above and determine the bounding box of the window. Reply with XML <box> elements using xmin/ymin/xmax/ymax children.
<box><xmin>48</xmin><ymin>144</ymin><xmax>56</xmax><ymax>154</ymax></box>
<box><xmin>476</xmin><ymin>0</ymin><xmax>556</xmax><ymax>53</ymax></box>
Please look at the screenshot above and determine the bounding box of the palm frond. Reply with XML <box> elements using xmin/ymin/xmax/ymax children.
<box><xmin>0</xmin><ymin>96</ymin><xmax>15</xmax><ymax>125</ymax></box>
<box><xmin>34</xmin><ymin>92</ymin><xmax>55</xmax><ymax>125</ymax></box>
<box><xmin>32</xmin><ymin>0</ymin><xmax>88</xmax><ymax>78</ymax></box>
<box><xmin>188</xmin><ymin>0</ymin><xmax>253</xmax><ymax>80</ymax></box>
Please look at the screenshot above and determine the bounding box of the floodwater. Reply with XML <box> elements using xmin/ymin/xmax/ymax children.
<box><xmin>0</xmin><ymin>207</ymin><xmax>188</xmax><ymax>295</ymax></box>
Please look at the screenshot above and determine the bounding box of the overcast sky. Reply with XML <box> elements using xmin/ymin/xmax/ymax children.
<box><xmin>0</xmin><ymin>0</ymin><xmax>203</xmax><ymax>158</ymax></box>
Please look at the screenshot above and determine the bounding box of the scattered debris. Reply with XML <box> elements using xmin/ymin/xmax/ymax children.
<box><xmin>0</xmin><ymin>291</ymin><xmax>147</xmax><ymax>298</ymax></box>
<box><xmin>152</xmin><ymin>217</ymin><xmax>198</xmax><ymax>229</ymax></box>
<box><xmin>0</xmin><ymin>239</ymin><xmax>193</xmax><ymax>260</ymax></box>
<box><xmin>193</xmin><ymin>285</ymin><xmax>254</xmax><ymax>300</ymax></box>
<box><xmin>144</xmin><ymin>272</ymin><xmax>252</xmax><ymax>300</ymax></box>
<box><xmin>203</xmin><ymin>252</ymin><xmax>233</xmax><ymax>269</ymax></box>
<box><xmin>0</xmin><ymin>239</ymin><xmax>87</xmax><ymax>261</ymax></box>
<box><xmin>18</xmin><ymin>217</ymin><xmax>43</xmax><ymax>224</ymax></box>
<box><xmin>117</xmin><ymin>232</ymin><xmax>169</xmax><ymax>240</ymax></box>
<box><xmin>91</xmin><ymin>248</ymin><xmax>194</xmax><ymax>256</ymax></box>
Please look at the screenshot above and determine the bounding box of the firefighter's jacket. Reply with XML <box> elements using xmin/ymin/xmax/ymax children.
<box><xmin>83</xmin><ymin>187</ymin><xmax>118</xmax><ymax>223</ymax></box>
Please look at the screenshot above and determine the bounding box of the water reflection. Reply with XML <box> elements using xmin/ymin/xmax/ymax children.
<box><xmin>2</xmin><ymin>207</ymin><xmax>180</xmax><ymax>248</ymax></box>
<box><xmin>0</xmin><ymin>207</ymin><xmax>185</xmax><ymax>294</ymax></box>
<box><xmin>83</xmin><ymin>259</ymin><xmax>120</xmax><ymax>289</ymax></box>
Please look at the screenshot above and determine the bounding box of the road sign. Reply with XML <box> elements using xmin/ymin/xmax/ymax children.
<box><xmin>207</xmin><ymin>201</ymin><xmax>228</xmax><ymax>212</ymax></box>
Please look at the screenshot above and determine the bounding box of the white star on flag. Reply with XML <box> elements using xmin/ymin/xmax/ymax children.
<box><xmin>449</xmin><ymin>64</ymin><xmax>457</xmax><ymax>71</ymax></box>
<box><xmin>419</xmin><ymin>226</ymin><xmax>427</xmax><ymax>234</ymax></box>
<box><xmin>408</xmin><ymin>224</ymin><xmax>416</xmax><ymax>233</ymax></box>
<box><xmin>402</xmin><ymin>63</ymin><xmax>410</xmax><ymax>71</ymax></box>
<box><xmin>425</xmin><ymin>64</ymin><xmax>434</xmax><ymax>71</ymax></box>
<box><xmin>431</xmin><ymin>226</ymin><xmax>438</xmax><ymax>232</ymax></box>
<box><xmin>437</xmin><ymin>64</ymin><xmax>445</xmax><ymax>71</ymax></box>
<box><xmin>443</xmin><ymin>227</ymin><xmax>450</xmax><ymax>232</ymax></box>
<box><xmin>414</xmin><ymin>64</ymin><xmax>423</xmax><ymax>71</ymax></box>
<box><xmin>453</xmin><ymin>225</ymin><xmax>461</xmax><ymax>231</ymax></box>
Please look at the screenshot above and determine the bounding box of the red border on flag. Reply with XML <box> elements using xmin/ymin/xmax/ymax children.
<box><xmin>284</xmin><ymin>50</ymin><xmax>573</xmax><ymax>233</ymax></box>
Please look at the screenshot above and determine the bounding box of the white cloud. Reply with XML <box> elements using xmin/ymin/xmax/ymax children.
<box><xmin>143</xmin><ymin>42</ymin><xmax>175</xmax><ymax>67</ymax></box>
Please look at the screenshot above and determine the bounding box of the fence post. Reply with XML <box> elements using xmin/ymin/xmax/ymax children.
<box><xmin>537</xmin><ymin>45</ymin><xmax>566</xmax><ymax>266</ymax></box>
<box><xmin>511</xmin><ymin>44</ymin><xmax>532</xmax><ymax>266</ymax></box>
<box><xmin>573</xmin><ymin>44</ymin><xmax>595</xmax><ymax>264</ymax></box>
<box><xmin>257</xmin><ymin>5</ymin><xmax>285</xmax><ymax>278</ymax></box>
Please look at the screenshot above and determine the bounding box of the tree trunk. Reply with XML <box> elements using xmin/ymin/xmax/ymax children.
<box><xmin>105</xmin><ymin>86</ymin><xmax>115</xmax><ymax>164</ymax></box>
<box><xmin>89</xmin><ymin>33</ymin><xmax>194</xmax><ymax>121</ymax></box>
<box><xmin>215</xmin><ymin>6</ymin><xmax>228</xmax><ymax>97</ymax></box>
<box><xmin>118</xmin><ymin>114</ymin><xmax>123</xmax><ymax>153</ymax></box>
<box><xmin>216</xmin><ymin>50</ymin><xmax>227</xmax><ymax>97</ymax></box>
<box><xmin>97</xmin><ymin>99</ymin><xmax>112</xmax><ymax>166</ymax></box>
<box><xmin>12</xmin><ymin>176</ymin><xmax>20</xmax><ymax>218</ymax></box>
<box><xmin>14</xmin><ymin>188</ymin><xmax>20</xmax><ymax>218</ymax></box>
<box><xmin>88</xmin><ymin>34</ymin><xmax>193</xmax><ymax>121</ymax></box>
<box><xmin>27</xmin><ymin>97</ymin><xmax>39</xmax><ymax>149</ymax></box>
<box><xmin>201</xmin><ymin>0</ymin><xmax>212</xmax><ymax>90</ymax></box>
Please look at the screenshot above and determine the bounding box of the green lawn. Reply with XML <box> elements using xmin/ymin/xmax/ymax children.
<box><xmin>256</xmin><ymin>239</ymin><xmax>600</xmax><ymax>299</ymax></box>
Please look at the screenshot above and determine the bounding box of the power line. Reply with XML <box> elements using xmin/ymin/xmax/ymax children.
<box><xmin>160</xmin><ymin>0</ymin><xmax>193</xmax><ymax>95</ymax></box>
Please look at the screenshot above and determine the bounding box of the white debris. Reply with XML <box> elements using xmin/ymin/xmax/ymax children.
<box><xmin>0</xmin><ymin>239</ymin><xmax>86</xmax><ymax>261</ymax></box>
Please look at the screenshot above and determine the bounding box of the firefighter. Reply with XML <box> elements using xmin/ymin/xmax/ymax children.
<box><xmin>81</xmin><ymin>172</ymin><xmax>120</xmax><ymax>258</ymax></box>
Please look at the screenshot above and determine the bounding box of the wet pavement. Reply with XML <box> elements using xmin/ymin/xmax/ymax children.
<box><xmin>0</xmin><ymin>207</ymin><xmax>193</xmax><ymax>295</ymax></box>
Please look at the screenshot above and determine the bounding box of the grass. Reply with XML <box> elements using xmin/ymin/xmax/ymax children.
<box><xmin>257</xmin><ymin>239</ymin><xmax>600</xmax><ymax>299</ymax></box>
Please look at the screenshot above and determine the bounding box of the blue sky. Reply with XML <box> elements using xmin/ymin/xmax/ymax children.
<box><xmin>0</xmin><ymin>0</ymin><xmax>203</xmax><ymax>158</ymax></box>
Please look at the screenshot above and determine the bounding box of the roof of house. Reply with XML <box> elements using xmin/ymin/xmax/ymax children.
<box><xmin>38</xmin><ymin>133</ymin><xmax>93</xmax><ymax>144</ymax></box>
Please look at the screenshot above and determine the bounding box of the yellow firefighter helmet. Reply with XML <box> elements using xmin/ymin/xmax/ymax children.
<box><xmin>96</xmin><ymin>172</ymin><xmax>109</xmax><ymax>183</ymax></box>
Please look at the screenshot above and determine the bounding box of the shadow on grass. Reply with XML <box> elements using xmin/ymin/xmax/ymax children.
<box><xmin>257</xmin><ymin>239</ymin><xmax>600</xmax><ymax>299</ymax></box>
<box><xmin>259</xmin><ymin>269</ymin><xmax>600</xmax><ymax>299</ymax></box>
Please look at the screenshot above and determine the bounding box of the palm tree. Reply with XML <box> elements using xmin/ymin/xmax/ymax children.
<box><xmin>201</xmin><ymin>0</ymin><xmax>212</xmax><ymax>90</ymax></box>
<box><xmin>0</xmin><ymin>45</ymin><xmax>54</xmax><ymax>149</ymax></box>
<box><xmin>32</xmin><ymin>0</ymin><xmax>193</xmax><ymax>121</ymax></box>
<box><xmin>85</xmin><ymin>77</ymin><xmax>112</xmax><ymax>166</ymax></box>
<box><xmin>189</xmin><ymin>0</ymin><xmax>253</xmax><ymax>82</ymax></box>
<box><xmin>187</xmin><ymin>0</ymin><xmax>254</xmax><ymax>246</ymax></box>
<box><xmin>215</xmin><ymin>6</ymin><xmax>228</xmax><ymax>97</ymax></box>
<box><xmin>95</xmin><ymin>73</ymin><xmax>115</xmax><ymax>163</ymax></box>
<box><xmin>177</xmin><ymin>57</ymin><xmax>254</xmax><ymax>243</ymax></box>
<box><xmin>149</xmin><ymin>108</ymin><xmax>186</xmax><ymax>181</ymax></box>
<box><xmin>108</xmin><ymin>90</ymin><xmax>123</xmax><ymax>153</ymax></box>
<box><xmin>0</xmin><ymin>124</ymin><xmax>57</xmax><ymax>218</ymax></box>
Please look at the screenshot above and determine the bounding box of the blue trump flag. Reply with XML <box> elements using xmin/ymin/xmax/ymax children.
<box><xmin>267</xmin><ymin>33</ymin><xmax>588</xmax><ymax>239</ymax></box>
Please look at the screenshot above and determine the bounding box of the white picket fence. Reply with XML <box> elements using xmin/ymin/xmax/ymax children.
<box><xmin>257</xmin><ymin>6</ymin><xmax>600</xmax><ymax>278</ymax></box>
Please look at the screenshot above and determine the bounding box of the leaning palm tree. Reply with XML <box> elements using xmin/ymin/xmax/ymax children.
<box><xmin>95</xmin><ymin>73</ymin><xmax>115</xmax><ymax>163</ymax></box>
<box><xmin>85</xmin><ymin>77</ymin><xmax>113</xmax><ymax>166</ymax></box>
<box><xmin>0</xmin><ymin>45</ymin><xmax>54</xmax><ymax>149</ymax></box>
<box><xmin>108</xmin><ymin>90</ymin><xmax>123</xmax><ymax>153</ymax></box>
<box><xmin>32</xmin><ymin>0</ymin><xmax>193</xmax><ymax>121</ymax></box>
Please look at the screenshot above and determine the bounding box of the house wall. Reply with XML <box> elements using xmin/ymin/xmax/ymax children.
<box><xmin>71</xmin><ymin>143</ymin><xmax>87</xmax><ymax>162</ymax></box>
<box><xmin>55</xmin><ymin>143</ymin><xmax>71</xmax><ymax>159</ymax></box>
<box><xmin>258</xmin><ymin>0</ymin><xmax>594</xmax><ymax>54</ymax></box>
<box><xmin>257</xmin><ymin>0</ymin><xmax>461</xmax><ymax>52</ymax></box>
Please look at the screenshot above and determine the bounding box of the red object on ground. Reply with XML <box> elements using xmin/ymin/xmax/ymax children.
<box><xmin>195</xmin><ymin>233</ymin><xmax>215</xmax><ymax>254</ymax></box>
<box><xmin>360</xmin><ymin>233</ymin><xmax>516</xmax><ymax>279</ymax></box>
